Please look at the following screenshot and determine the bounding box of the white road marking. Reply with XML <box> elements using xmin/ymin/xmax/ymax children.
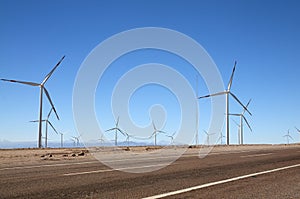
<box><xmin>240</xmin><ymin>153</ymin><xmax>273</xmax><ymax>158</ymax></box>
<box><xmin>142</xmin><ymin>163</ymin><xmax>300</xmax><ymax>199</ymax></box>
<box><xmin>63</xmin><ymin>163</ymin><xmax>175</xmax><ymax>176</ymax></box>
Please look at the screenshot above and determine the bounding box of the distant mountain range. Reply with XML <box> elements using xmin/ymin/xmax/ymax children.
<box><xmin>0</xmin><ymin>139</ymin><xmax>173</xmax><ymax>149</ymax></box>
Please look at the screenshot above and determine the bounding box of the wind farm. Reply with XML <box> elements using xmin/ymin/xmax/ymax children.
<box><xmin>1</xmin><ymin>1</ymin><xmax>300</xmax><ymax>198</ymax></box>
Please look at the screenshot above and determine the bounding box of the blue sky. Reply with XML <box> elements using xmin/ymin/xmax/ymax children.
<box><xmin>1</xmin><ymin>0</ymin><xmax>300</xmax><ymax>147</ymax></box>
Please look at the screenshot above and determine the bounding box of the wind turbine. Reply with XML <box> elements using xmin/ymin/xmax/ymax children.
<box><xmin>1</xmin><ymin>56</ymin><xmax>65</xmax><ymax>148</ymax></box>
<box><xmin>218</xmin><ymin>133</ymin><xmax>226</xmax><ymax>145</ymax></box>
<box><xmin>98</xmin><ymin>134</ymin><xmax>105</xmax><ymax>145</ymax></box>
<box><xmin>105</xmin><ymin>117</ymin><xmax>125</xmax><ymax>146</ymax></box>
<box><xmin>30</xmin><ymin>108</ymin><xmax>58</xmax><ymax>148</ymax></box>
<box><xmin>283</xmin><ymin>130</ymin><xmax>293</xmax><ymax>144</ymax></box>
<box><xmin>151</xmin><ymin>121</ymin><xmax>167</xmax><ymax>146</ymax></box>
<box><xmin>166</xmin><ymin>131</ymin><xmax>176</xmax><ymax>145</ymax></box>
<box><xmin>198</xmin><ymin>61</ymin><xmax>251</xmax><ymax>145</ymax></box>
<box><xmin>203</xmin><ymin>130</ymin><xmax>215</xmax><ymax>146</ymax></box>
<box><xmin>229</xmin><ymin>99</ymin><xmax>252</xmax><ymax>145</ymax></box>
<box><xmin>70</xmin><ymin>138</ymin><xmax>76</xmax><ymax>147</ymax></box>
<box><xmin>124</xmin><ymin>132</ymin><xmax>132</xmax><ymax>147</ymax></box>
<box><xmin>72</xmin><ymin>135</ymin><xmax>81</xmax><ymax>147</ymax></box>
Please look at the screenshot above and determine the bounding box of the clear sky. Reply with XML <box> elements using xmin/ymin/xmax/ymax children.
<box><xmin>1</xmin><ymin>0</ymin><xmax>300</xmax><ymax>147</ymax></box>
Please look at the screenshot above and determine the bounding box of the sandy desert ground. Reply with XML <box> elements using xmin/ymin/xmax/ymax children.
<box><xmin>1</xmin><ymin>144</ymin><xmax>299</xmax><ymax>166</ymax></box>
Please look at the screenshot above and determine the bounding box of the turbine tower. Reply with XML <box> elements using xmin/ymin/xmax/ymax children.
<box><xmin>59</xmin><ymin>132</ymin><xmax>64</xmax><ymax>148</ymax></box>
<box><xmin>105</xmin><ymin>117</ymin><xmax>125</xmax><ymax>146</ymax></box>
<box><xmin>195</xmin><ymin>75</ymin><xmax>199</xmax><ymax>147</ymax></box>
<box><xmin>229</xmin><ymin>99</ymin><xmax>252</xmax><ymax>145</ymax></box>
<box><xmin>198</xmin><ymin>61</ymin><xmax>251</xmax><ymax>145</ymax></box>
<box><xmin>1</xmin><ymin>56</ymin><xmax>65</xmax><ymax>148</ymax></box>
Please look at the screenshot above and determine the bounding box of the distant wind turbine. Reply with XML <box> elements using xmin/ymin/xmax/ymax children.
<box><xmin>166</xmin><ymin>131</ymin><xmax>176</xmax><ymax>145</ymax></box>
<box><xmin>203</xmin><ymin>130</ymin><xmax>215</xmax><ymax>146</ymax></box>
<box><xmin>229</xmin><ymin>99</ymin><xmax>252</xmax><ymax>145</ymax></box>
<box><xmin>218</xmin><ymin>133</ymin><xmax>226</xmax><ymax>145</ymax></box>
<box><xmin>30</xmin><ymin>108</ymin><xmax>58</xmax><ymax>148</ymax></box>
<box><xmin>1</xmin><ymin>56</ymin><xmax>65</xmax><ymax>148</ymax></box>
<box><xmin>105</xmin><ymin>117</ymin><xmax>125</xmax><ymax>146</ymax></box>
<box><xmin>124</xmin><ymin>132</ymin><xmax>132</xmax><ymax>147</ymax></box>
<box><xmin>98</xmin><ymin>134</ymin><xmax>105</xmax><ymax>145</ymax></box>
<box><xmin>70</xmin><ymin>138</ymin><xmax>76</xmax><ymax>147</ymax></box>
<box><xmin>72</xmin><ymin>135</ymin><xmax>81</xmax><ymax>147</ymax></box>
<box><xmin>151</xmin><ymin>121</ymin><xmax>167</xmax><ymax>146</ymax></box>
<box><xmin>283</xmin><ymin>130</ymin><xmax>293</xmax><ymax>144</ymax></box>
<box><xmin>198</xmin><ymin>61</ymin><xmax>251</xmax><ymax>145</ymax></box>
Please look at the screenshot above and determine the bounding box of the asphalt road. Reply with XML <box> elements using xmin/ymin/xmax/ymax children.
<box><xmin>0</xmin><ymin>146</ymin><xmax>299</xmax><ymax>199</ymax></box>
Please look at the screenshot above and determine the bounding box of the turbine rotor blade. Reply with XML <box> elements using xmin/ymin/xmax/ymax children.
<box><xmin>116</xmin><ymin>116</ymin><xmax>120</xmax><ymax>126</ymax></box>
<box><xmin>231</xmin><ymin>119</ymin><xmax>240</xmax><ymax>127</ymax></box>
<box><xmin>242</xmin><ymin>115</ymin><xmax>252</xmax><ymax>132</ymax></box>
<box><xmin>227</xmin><ymin>61</ymin><xmax>237</xmax><ymax>91</ymax></box>
<box><xmin>105</xmin><ymin>128</ymin><xmax>116</xmax><ymax>132</ymax></box>
<box><xmin>47</xmin><ymin>121</ymin><xmax>58</xmax><ymax>134</ymax></box>
<box><xmin>47</xmin><ymin>108</ymin><xmax>53</xmax><ymax>119</ymax></box>
<box><xmin>42</xmin><ymin>55</ymin><xmax>65</xmax><ymax>85</ymax></box>
<box><xmin>117</xmin><ymin>128</ymin><xmax>126</xmax><ymax>136</ymax></box>
<box><xmin>29</xmin><ymin>119</ymin><xmax>46</xmax><ymax>123</ymax></box>
<box><xmin>158</xmin><ymin>130</ymin><xmax>167</xmax><ymax>134</ymax></box>
<box><xmin>152</xmin><ymin>121</ymin><xmax>157</xmax><ymax>131</ymax></box>
<box><xmin>43</xmin><ymin>87</ymin><xmax>60</xmax><ymax>120</ymax></box>
<box><xmin>229</xmin><ymin>92</ymin><xmax>252</xmax><ymax>116</ymax></box>
<box><xmin>228</xmin><ymin>113</ymin><xmax>241</xmax><ymax>116</ymax></box>
<box><xmin>1</xmin><ymin>79</ymin><xmax>40</xmax><ymax>86</ymax></box>
<box><xmin>198</xmin><ymin>91</ymin><xmax>227</xmax><ymax>99</ymax></box>
<box><xmin>242</xmin><ymin>99</ymin><xmax>252</xmax><ymax>115</ymax></box>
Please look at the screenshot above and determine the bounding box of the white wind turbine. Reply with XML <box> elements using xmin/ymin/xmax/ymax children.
<box><xmin>166</xmin><ymin>131</ymin><xmax>176</xmax><ymax>145</ymax></box>
<box><xmin>218</xmin><ymin>133</ymin><xmax>226</xmax><ymax>145</ymax></box>
<box><xmin>229</xmin><ymin>99</ymin><xmax>252</xmax><ymax>145</ymax></box>
<box><xmin>124</xmin><ymin>132</ymin><xmax>133</xmax><ymax>147</ymax></box>
<box><xmin>30</xmin><ymin>108</ymin><xmax>58</xmax><ymax>148</ymax></box>
<box><xmin>72</xmin><ymin>135</ymin><xmax>81</xmax><ymax>147</ymax></box>
<box><xmin>105</xmin><ymin>117</ymin><xmax>125</xmax><ymax>146</ymax></box>
<box><xmin>198</xmin><ymin>61</ymin><xmax>251</xmax><ymax>145</ymax></box>
<box><xmin>203</xmin><ymin>130</ymin><xmax>215</xmax><ymax>146</ymax></box>
<box><xmin>151</xmin><ymin>121</ymin><xmax>167</xmax><ymax>146</ymax></box>
<box><xmin>70</xmin><ymin>138</ymin><xmax>76</xmax><ymax>147</ymax></box>
<box><xmin>283</xmin><ymin>130</ymin><xmax>293</xmax><ymax>145</ymax></box>
<box><xmin>98</xmin><ymin>134</ymin><xmax>105</xmax><ymax>145</ymax></box>
<box><xmin>1</xmin><ymin>56</ymin><xmax>65</xmax><ymax>148</ymax></box>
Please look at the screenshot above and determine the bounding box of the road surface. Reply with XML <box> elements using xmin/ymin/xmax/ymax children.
<box><xmin>0</xmin><ymin>145</ymin><xmax>299</xmax><ymax>198</ymax></box>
